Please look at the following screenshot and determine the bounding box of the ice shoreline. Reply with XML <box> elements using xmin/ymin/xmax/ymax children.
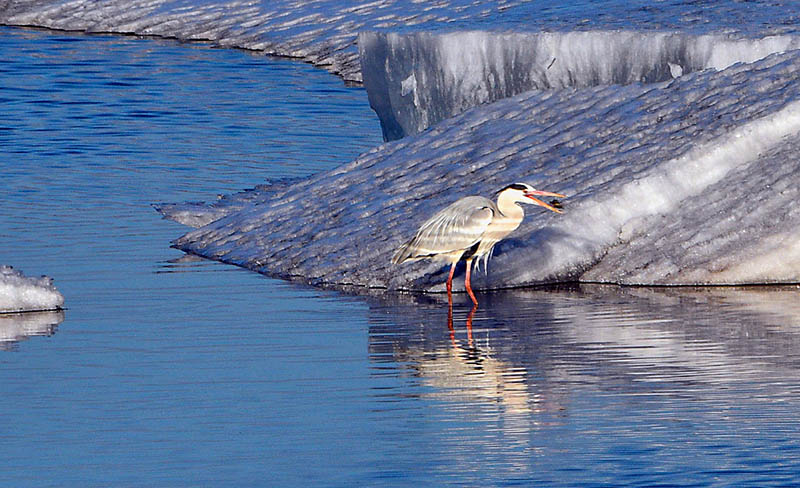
<box><xmin>4</xmin><ymin>0</ymin><xmax>800</xmax><ymax>84</ymax></box>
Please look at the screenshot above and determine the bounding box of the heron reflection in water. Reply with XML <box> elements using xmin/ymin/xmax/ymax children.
<box><xmin>392</xmin><ymin>183</ymin><xmax>565</xmax><ymax>305</ymax></box>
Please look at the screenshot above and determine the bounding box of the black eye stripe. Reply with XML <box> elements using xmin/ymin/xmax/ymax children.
<box><xmin>498</xmin><ymin>183</ymin><xmax>529</xmax><ymax>193</ymax></box>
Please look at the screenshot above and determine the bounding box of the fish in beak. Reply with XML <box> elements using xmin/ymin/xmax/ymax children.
<box><xmin>525</xmin><ymin>189</ymin><xmax>566</xmax><ymax>213</ymax></box>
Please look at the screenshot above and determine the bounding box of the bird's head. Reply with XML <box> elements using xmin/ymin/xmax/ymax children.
<box><xmin>497</xmin><ymin>182</ymin><xmax>566</xmax><ymax>213</ymax></box>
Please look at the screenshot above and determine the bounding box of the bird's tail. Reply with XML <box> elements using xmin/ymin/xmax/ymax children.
<box><xmin>391</xmin><ymin>239</ymin><xmax>415</xmax><ymax>265</ymax></box>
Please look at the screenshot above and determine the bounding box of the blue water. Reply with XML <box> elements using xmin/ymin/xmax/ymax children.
<box><xmin>4</xmin><ymin>25</ymin><xmax>800</xmax><ymax>487</ymax></box>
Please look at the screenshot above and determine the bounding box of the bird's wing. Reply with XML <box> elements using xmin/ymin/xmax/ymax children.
<box><xmin>398</xmin><ymin>196</ymin><xmax>495</xmax><ymax>260</ymax></box>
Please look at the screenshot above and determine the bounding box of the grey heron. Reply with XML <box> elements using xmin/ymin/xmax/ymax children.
<box><xmin>392</xmin><ymin>183</ymin><xmax>565</xmax><ymax>305</ymax></box>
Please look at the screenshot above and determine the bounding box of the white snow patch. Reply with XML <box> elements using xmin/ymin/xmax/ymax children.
<box><xmin>531</xmin><ymin>100</ymin><xmax>800</xmax><ymax>283</ymax></box>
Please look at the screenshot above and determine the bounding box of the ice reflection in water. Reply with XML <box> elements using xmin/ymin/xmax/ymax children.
<box><xmin>366</xmin><ymin>285</ymin><xmax>800</xmax><ymax>483</ymax></box>
<box><xmin>0</xmin><ymin>310</ymin><xmax>64</xmax><ymax>350</ymax></box>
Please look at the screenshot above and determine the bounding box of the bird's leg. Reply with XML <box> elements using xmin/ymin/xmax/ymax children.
<box><xmin>446</xmin><ymin>261</ymin><xmax>456</xmax><ymax>303</ymax></box>
<box><xmin>447</xmin><ymin>298</ymin><xmax>455</xmax><ymax>346</ymax></box>
<box><xmin>466</xmin><ymin>303</ymin><xmax>477</xmax><ymax>346</ymax></box>
<box><xmin>465</xmin><ymin>258</ymin><xmax>478</xmax><ymax>306</ymax></box>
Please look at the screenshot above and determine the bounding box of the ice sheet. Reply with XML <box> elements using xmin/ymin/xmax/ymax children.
<box><xmin>171</xmin><ymin>49</ymin><xmax>800</xmax><ymax>290</ymax></box>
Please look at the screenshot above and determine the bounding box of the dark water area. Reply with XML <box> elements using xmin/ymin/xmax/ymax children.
<box><xmin>3</xmin><ymin>26</ymin><xmax>800</xmax><ymax>487</ymax></box>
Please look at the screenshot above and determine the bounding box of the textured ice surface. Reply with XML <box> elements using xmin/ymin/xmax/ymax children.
<box><xmin>0</xmin><ymin>266</ymin><xmax>65</xmax><ymax>313</ymax></box>
<box><xmin>361</xmin><ymin>31</ymin><xmax>800</xmax><ymax>140</ymax></box>
<box><xmin>171</xmin><ymin>50</ymin><xmax>800</xmax><ymax>290</ymax></box>
<box><xmin>3</xmin><ymin>0</ymin><xmax>799</xmax><ymax>83</ymax></box>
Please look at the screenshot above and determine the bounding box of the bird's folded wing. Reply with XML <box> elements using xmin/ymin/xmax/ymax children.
<box><xmin>409</xmin><ymin>196</ymin><xmax>494</xmax><ymax>256</ymax></box>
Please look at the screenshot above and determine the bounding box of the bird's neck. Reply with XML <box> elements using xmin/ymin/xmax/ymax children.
<box><xmin>496</xmin><ymin>192</ymin><xmax>525</xmax><ymax>222</ymax></box>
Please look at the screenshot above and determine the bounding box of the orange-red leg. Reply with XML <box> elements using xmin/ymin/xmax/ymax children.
<box><xmin>446</xmin><ymin>261</ymin><xmax>456</xmax><ymax>303</ymax></box>
<box><xmin>466</xmin><ymin>303</ymin><xmax>477</xmax><ymax>345</ymax></box>
<box><xmin>447</xmin><ymin>298</ymin><xmax>455</xmax><ymax>345</ymax></box>
<box><xmin>465</xmin><ymin>259</ymin><xmax>478</xmax><ymax>305</ymax></box>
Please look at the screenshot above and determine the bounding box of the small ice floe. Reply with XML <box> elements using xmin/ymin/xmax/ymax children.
<box><xmin>0</xmin><ymin>265</ymin><xmax>65</xmax><ymax>314</ymax></box>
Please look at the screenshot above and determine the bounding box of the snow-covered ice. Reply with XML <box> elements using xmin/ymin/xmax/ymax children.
<box><xmin>0</xmin><ymin>266</ymin><xmax>65</xmax><ymax>313</ymax></box>
<box><xmin>166</xmin><ymin>48</ymin><xmax>800</xmax><ymax>290</ymax></box>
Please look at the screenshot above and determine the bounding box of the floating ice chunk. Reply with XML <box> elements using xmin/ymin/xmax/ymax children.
<box><xmin>0</xmin><ymin>266</ymin><xmax>65</xmax><ymax>313</ymax></box>
<box><xmin>360</xmin><ymin>31</ymin><xmax>800</xmax><ymax>140</ymax></box>
<box><xmin>172</xmin><ymin>49</ymin><xmax>800</xmax><ymax>289</ymax></box>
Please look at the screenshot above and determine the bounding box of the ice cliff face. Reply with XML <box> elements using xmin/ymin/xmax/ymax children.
<box><xmin>169</xmin><ymin>49</ymin><xmax>800</xmax><ymax>290</ymax></box>
<box><xmin>361</xmin><ymin>31</ymin><xmax>800</xmax><ymax>140</ymax></box>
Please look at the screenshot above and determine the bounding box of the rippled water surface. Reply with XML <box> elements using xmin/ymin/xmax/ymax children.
<box><xmin>3</xmin><ymin>26</ymin><xmax>800</xmax><ymax>487</ymax></box>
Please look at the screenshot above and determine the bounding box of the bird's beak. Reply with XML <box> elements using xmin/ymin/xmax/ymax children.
<box><xmin>525</xmin><ymin>190</ymin><xmax>566</xmax><ymax>213</ymax></box>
